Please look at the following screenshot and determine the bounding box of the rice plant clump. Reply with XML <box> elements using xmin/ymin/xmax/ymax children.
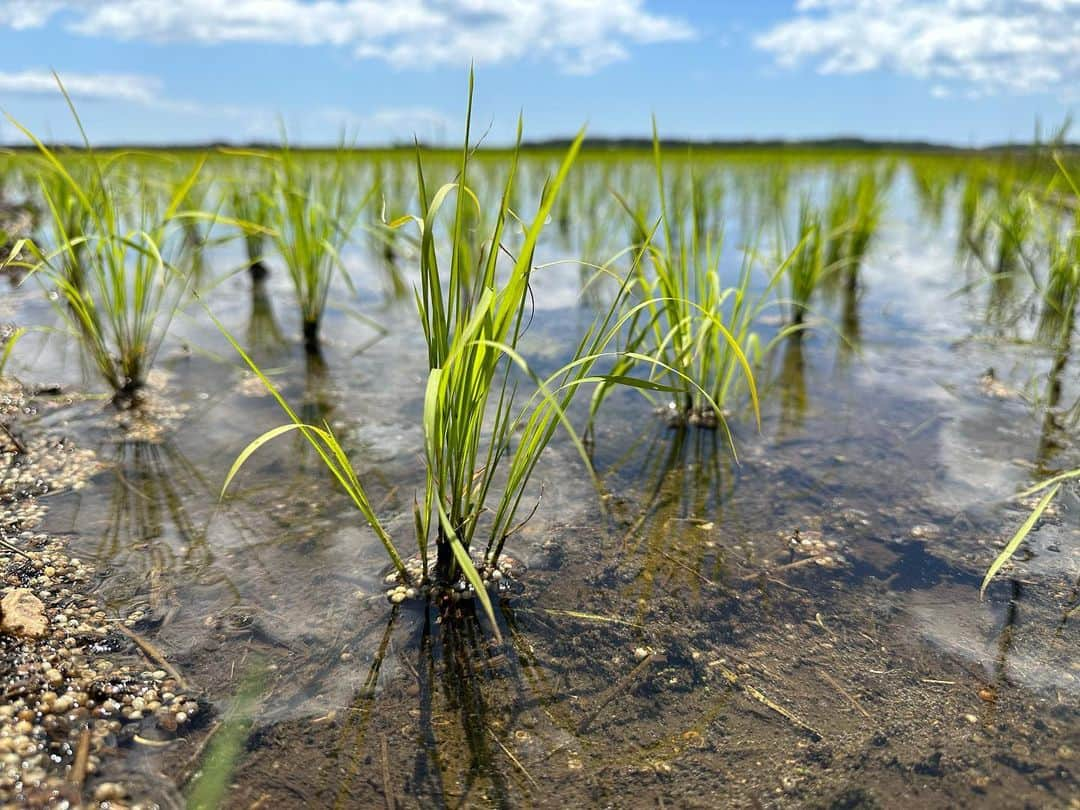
<box><xmin>222</xmin><ymin>79</ymin><xmax>649</xmax><ymax>634</ymax></box>
<box><xmin>828</xmin><ymin>169</ymin><xmax>887</xmax><ymax>293</ymax></box>
<box><xmin>5</xmin><ymin>94</ymin><xmax>193</xmax><ymax>408</ymax></box>
<box><xmin>1037</xmin><ymin>208</ymin><xmax>1080</xmax><ymax>348</ymax></box>
<box><xmin>787</xmin><ymin>199</ymin><xmax>824</xmax><ymax>330</ymax></box>
<box><xmin>591</xmin><ymin>123</ymin><xmax>768</xmax><ymax>433</ymax></box>
<box><xmin>983</xmin><ymin>154</ymin><xmax>1080</xmax><ymax>595</ymax></box>
<box><xmin>266</xmin><ymin>146</ymin><xmax>371</xmax><ymax>354</ymax></box>
<box><xmin>228</xmin><ymin>168</ymin><xmax>274</xmax><ymax>282</ymax></box>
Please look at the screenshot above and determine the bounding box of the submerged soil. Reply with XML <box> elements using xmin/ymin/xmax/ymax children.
<box><xmin>0</xmin><ymin>165</ymin><xmax>1078</xmax><ymax>808</ymax></box>
<box><xmin>142</xmin><ymin>392</ymin><xmax>1079</xmax><ymax>809</ymax></box>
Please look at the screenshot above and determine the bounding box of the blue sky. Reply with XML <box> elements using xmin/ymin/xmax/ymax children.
<box><xmin>0</xmin><ymin>0</ymin><xmax>1071</xmax><ymax>146</ymax></box>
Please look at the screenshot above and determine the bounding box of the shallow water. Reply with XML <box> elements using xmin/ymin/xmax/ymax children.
<box><xmin>5</xmin><ymin>155</ymin><xmax>1080</xmax><ymax>807</ymax></box>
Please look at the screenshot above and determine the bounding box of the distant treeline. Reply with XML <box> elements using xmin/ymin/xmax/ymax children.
<box><xmin>1</xmin><ymin>136</ymin><xmax>1075</xmax><ymax>154</ymax></box>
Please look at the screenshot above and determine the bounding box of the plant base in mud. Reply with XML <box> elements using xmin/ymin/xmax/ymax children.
<box><xmin>656</xmin><ymin>401</ymin><xmax>721</xmax><ymax>430</ymax></box>
<box><xmin>383</xmin><ymin>552</ymin><xmax>527</xmax><ymax>605</ymax></box>
<box><xmin>112</xmin><ymin>380</ymin><xmax>147</xmax><ymax>411</ymax></box>
<box><xmin>248</xmin><ymin>260</ymin><xmax>270</xmax><ymax>283</ymax></box>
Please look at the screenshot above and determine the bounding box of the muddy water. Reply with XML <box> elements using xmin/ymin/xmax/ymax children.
<box><xmin>8</xmin><ymin>161</ymin><xmax>1080</xmax><ymax>808</ymax></box>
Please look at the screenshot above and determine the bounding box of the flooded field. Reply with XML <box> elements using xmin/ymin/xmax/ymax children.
<box><xmin>0</xmin><ymin>143</ymin><xmax>1078</xmax><ymax>809</ymax></box>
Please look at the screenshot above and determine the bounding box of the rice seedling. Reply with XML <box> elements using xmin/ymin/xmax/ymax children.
<box><xmin>786</xmin><ymin>199</ymin><xmax>824</xmax><ymax>330</ymax></box>
<box><xmin>994</xmin><ymin>188</ymin><xmax>1035</xmax><ymax>277</ymax></box>
<box><xmin>910</xmin><ymin>160</ymin><xmax>949</xmax><ymax>227</ymax></box>
<box><xmin>979</xmin><ymin>185</ymin><xmax>1038</xmax><ymax>327</ymax></box>
<box><xmin>3</xmin><ymin>81</ymin><xmax>193</xmax><ymax>407</ymax></box>
<box><xmin>266</xmin><ymin>145</ymin><xmax>372</xmax><ymax>354</ymax></box>
<box><xmin>959</xmin><ymin>170</ymin><xmax>989</xmax><ymax>246</ymax></box>
<box><xmin>220</xmin><ymin>77</ymin><xmax>668</xmax><ymax>635</ymax></box>
<box><xmin>169</xmin><ymin>159</ymin><xmax>214</xmax><ymax>278</ymax></box>
<box><xmin>981</xmin><ymin>477</ymin><xmax>1063</xmax><ymax>599</ymax></box>
<box><xmin>845</xmin><ymin>170</ymin><xmax>887</xmax><ymax>285</ymax></box>
<box><xmin>1036</xmin><ymin>209</ymin><xmax>1080</xmax><ymax>348</ymax></box>
<box><xmin>817</xmin><ymin>168</ymin><xmax>887</xmax><ymax>326</ymax></box>
<box><xmin>367</xmin><ymin>162</ymin><xmax>409</xmax><ymax>299</ymax></box>
<box><xmin>228</xmin><ymin>171</ymin><xmax>274</xmax><ymax>282</ymax></box>
<box><xmin>1036</xmin><ymin>155</ymin><xmax>1080</xmax><ymax>346</ymax></box>
<box><xmin>589</xmin><ymin>122</ymin><xmax>772</xmax><ymax>434</ymax></box>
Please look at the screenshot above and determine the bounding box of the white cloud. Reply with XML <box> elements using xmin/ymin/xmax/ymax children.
<box><xmin>756</xmin><ymin>0</ymin><xmax>1080</xmax><ymax>96</ymax></box>
<box><xmin>0</xmin><ymin>0</ymin><xmax>692</xmax><ymax>75</ymax></box>
<box><xmin>0</xmin><ymin>1</ymin><xmax>66</xmax><ymax>29</ymax></box>
<box><xmin>0</xmin><ymin>69</ymin><xmax>161</xmax><ymax>103</ymax></box>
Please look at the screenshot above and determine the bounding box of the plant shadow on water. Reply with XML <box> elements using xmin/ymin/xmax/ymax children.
<box><xmin>246</xmin><ymin>278</ymin><xmax>288</xmax><ymax>360</ymax></box>
<box><xmin>93</xmin><ymin>438</ymin><xmax>216</xmax><ymax>624</ymax></box>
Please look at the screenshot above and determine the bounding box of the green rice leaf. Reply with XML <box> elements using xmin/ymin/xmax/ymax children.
<box><xmin>436</xmin><ymin>497</ymin><xmax>502</xmax><ymax>644</ymax></box>
<box><xmin>980</xmin><ymin>483</ymin><xmax>1060</xmax><ymax>599</ymax></box>
<box><xmin>1018</xmin><ymin>468</ymin><xmax>1080</xmax><ymax>498</ymax></box>
<box><xmin>0</xmin><ymin>326</ymin><xmax>26</xmax><ymax>375</ymax></box>
<box><xmin>222</xmin><ymin>423</ymin><xmax>316</xmax><ymax>497</ymax></box>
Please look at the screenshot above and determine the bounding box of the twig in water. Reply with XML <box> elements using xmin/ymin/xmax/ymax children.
<box><xmin>817</xmin><ymin>669</ymin><xmax>872</xmax><ymax>721</ymax></box>
<box><xmin>713</xmin><ymin>662</ymin><xmax>823</xmax><ymax>740</ymax></box>
<box><xmin>577</xmin><ymin>653</ymin><xmax>665</xmax><ymax>734</ymax></box>
<box><xmin>489</xmin><ymin>729</ymin><xmax>538</xmax><ymax>788</ymax></box>
<box><xmin>739</xmin><ymin>555</ymin><xmax>823</xmax><ymax>581</ymax></box>
<box><xmin>539</xmin><ymin>608</ymin><xmax>643</xmax><ymax>628</ymax></box>
<box><xmin>115</xmin><ymin>623</ymin><xmax>189</xmax><ymax>689</ymax></box>
<box><xmin>659</xmin><ymin>549</ymin><xmax>713</xmax><ymax>585</ymax></box>
<box><xmin>68</xmin><ymin>725</ymin><xmax>91</xmax><ymax>788</ymax></box>
<box><xmin>0</xmin><ymin>531</ymin><xmax>31</xmax><ymax>560</ymax></box>
<box><xmin>0</xmin><ymin>422</ymin><xmax>26</xmax><ymax>455</ymax></box>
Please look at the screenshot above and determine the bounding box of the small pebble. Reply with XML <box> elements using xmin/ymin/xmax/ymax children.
<box><xmin>93</xmin><ymin>782</ymin><xmax>126</xmax><ymax>801</ymax></box>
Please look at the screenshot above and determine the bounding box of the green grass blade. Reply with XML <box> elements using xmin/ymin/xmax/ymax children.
<box><xmin>981</xmin><ymin>483</ymin><xmax>1060</xmax><ymax>599</ymax></box>
<box><xmin>221</xmin><ymin>423</ymin><xmax>316</xmax><ymax>497</ymax></box>
<box><xmin>436</xmin><ymin>497</ymin><xmax>502</xmax><ymax>644</ymax></box>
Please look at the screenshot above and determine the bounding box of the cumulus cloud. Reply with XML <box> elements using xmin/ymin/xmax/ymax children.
<box><xmin>0</xmin><ymin>69</ymin><xmax>161</xmax><ymax>103</ymax></box>
<box><xmin>0</xmin><ymin>0</ymin><xmax>692</xmax><ymax>75</ymax></box>
<box><xmin>0</xmin><ymin>1</ymin><xmax>66</xmax><ymax>29</ymax></box>
<box><xmin>755</xmin><ymin>0</ymin><xmax>1080</xmax><ymax>96</ymax></box>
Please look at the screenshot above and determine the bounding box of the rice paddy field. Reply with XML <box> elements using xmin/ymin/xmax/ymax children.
<box><xmin>1</xmin><ymin>122</ymin><xmax>1079</xmax><ymax>808</ymax></box>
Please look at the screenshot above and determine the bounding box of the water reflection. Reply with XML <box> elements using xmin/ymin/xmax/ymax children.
<box><xmin>776</xmin><ymin>334</ymin><xmax>809</xmax><ymax>435</ymax></box>
<box><xmin>604</xmin><ymin>424</ymin><xmax>735</xmax><ymax>618</ymax></box>
<box><xmin>99</xmin><ymin>439</ymin><xmax>212</xmax><ymax>578</ymax></box>
<box><xmin>246</xmin><ymin>279</ymin><xmax>287</xmax><ymax>357</ymax></box>
<box><xmin>332</xmin><ymin>607</ymin><xmax>398</xmax><ymax>809</ymax></box>
<box><xmin>837</xmin><ymin>272</ymin><xmax>861</xmax><ymax>363</ymax></box>
<box><xmin>300</xmin><ymin>348</ymin><xmax>335</xmax><ymax>429</ymax></box>
<box><xmin>328</xmin><ymin>603</ymin><xmax>522</xmax><ymax>807</ymax></box>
